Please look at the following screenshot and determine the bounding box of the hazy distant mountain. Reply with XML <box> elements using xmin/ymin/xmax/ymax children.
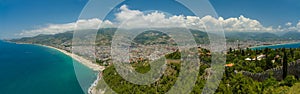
<box><xmin>10</xmin><ymin>28</ymin><xmax>210</xmax><ymax>46</ymax></box>
<box><xmin>9</xmin><ymin>28</ymin><xmax>300</xmax><ymax>46</ymax></box>
<box><xmin>280</xmin><ymin>31</ymin><xmax>300</xmax><ymax>40</ymax></box>
<box><xmin>225</xmin><ymin>32</ymin><xmax>280</xmax><ymax>42</ymax></box>
<box><xmin>10</xmin><ymin>31</ymin><xmax>73</xmax><ymax>46</ymax></box>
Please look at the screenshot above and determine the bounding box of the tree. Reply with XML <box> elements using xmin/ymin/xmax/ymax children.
<box><xmin>264</xmin><ymin>48</ymin><xmax>273</xmax><ymax>69</ymax></box>
<box><xmin>283</xmin><ymin>48</ymin><xmax>288</xmax><ymax>79</ymax></box>
<box><xmin>229</xmin><ymin>47</ymin><xmax>233</xmax><ymax>53</ymax></box>
<box><xmin>283</xmin><ymin>75</ymin><xmax>297</xmax><ymax>86</ymax></box>
<box><xmin>262</xmin><ymin>76</ymin><xmax>277</xmax><ymax>92</ymax></box>
<box><xmin>230</xmin><ymin>74</ymin><xmax>261</xmax><ymax>94</ymax></box>
<box><xmin>241</xmin><ymin>49</ymin><xmax>245</xmax><ymax>56</ymax></box>
<box><xmin>290</xmin><ymin>48</ymin><xmax>294</xmax><ymax>59</ymax></box>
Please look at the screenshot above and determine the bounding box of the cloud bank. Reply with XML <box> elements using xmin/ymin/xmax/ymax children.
<box><xmin>19</xmin><ymin>5</ymin><xmax>300</xmax><ymax>37</ymax></box>
<box><xmin>19</xmin><ymin>18</ymin><xmax>114</xmax><ymax>37</ymax></box>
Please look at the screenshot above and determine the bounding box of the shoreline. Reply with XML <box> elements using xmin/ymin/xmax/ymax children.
<box><xmin>249</xmin><ymin>41</ymin><xmax>300</xmax><ymax>49</ymax></box>
<box><xmin>9</xmin><ymin>42</ymin><xmax>105</xmax><ymax>94</ymax></box>
<box><xmin>9</xmin><ymin>41</ymin><xmax>299</xmax><ymax>94</ymax></box>
<box><xmin>40</xmin><ymin>45</ymin><xmax>105</xmax><ymax>71</ymax></box>
<box><xmin>37</xmin><ymin>44</ymin><xmax>105</xmax><ymax>94</ymax></box>
<box><xmin>36</xmin><ymin>44</ymin><xmax>104</xmax><ymax>94</ymax></box>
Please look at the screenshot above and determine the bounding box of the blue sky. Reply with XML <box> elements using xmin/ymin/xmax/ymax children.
<box><xmin>0</xmin><ymin>0</ymin><xmax>87</xmax><ymax>39</ymax></box>
<box><xmin>1</xmin><ymin>0</ymin><xmax>300</xmax><ymax>39</ymax></box>
<box><xmin>210</xmin><ymin>0</ymin><xmax>300</xmax><ymax>26</ymax></box>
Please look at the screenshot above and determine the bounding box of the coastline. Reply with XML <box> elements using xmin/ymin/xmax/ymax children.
<box><xmin>9</xmin><ymin>41</ymin><xmax>105</xmax><ymax>71</ymax></box>
<box><xmin>40</xmin><ymin>45</ymin><xmax>105</xmax><ymax>71</ymax></box>
<box><xmin>2</xmin><ymin>41</ymin><xmax>105</xmax><ymax>94</ymax></box>
<box><xmin>249</xmin><ymin>41</ymin><xmax>300</xmax><ymax>49</ymax></box>
<box><xmin>37</xmin><ymin>44</ymin><xmax>104</xmax><ymax>94</ymax></box>
<box><xmin>12</xmin><ymin>42</ymin><xmax>105</xmax><ymax>94</ymax></box>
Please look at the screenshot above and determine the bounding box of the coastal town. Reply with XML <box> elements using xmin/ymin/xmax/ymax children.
<box><xmin>8</xmin><ymin>37</ymin><xmax>300</xmax><ymax>94</ymax></box>
<box><xmin>3</xmin><ymin>0</ymin><xmax>300</xmax><ymax>93</ymax></box>
<box><xmin>53</xmin><ymin>39</ymin><xmax>300</xmax><ymax>66</ymax></box>
<box><xmin>8</xmin><ymin>31</ymin><xmax>300</xmax><ymax>94</ymax></box>
<box><xmin>37</xmin><ymin>39</ymin><xmax>298</xmax><ymax>94</ymax></box>
<box><xmin>8</xmin><ymin>29</ymin><xmax>300</xmax><ymax>94</ymax></box>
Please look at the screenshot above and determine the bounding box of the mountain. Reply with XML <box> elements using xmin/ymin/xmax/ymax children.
<box><xmin>225</xmin><ymin>32</ymin><xmax>280</xmax><ymax>42</ymax></box>
<box><xmin>280</xmin><ymin>31</ymin><xmax>300</xmax><ymax>40</ymax></box>
<box><xmin>9</xmin><ymin>28</ymin><xmax>300</xmax><ymax>46</ymax></box>
<box><xmin>10</xmin><ymin>28</ymin><xmax>210</xmax><ymax>46</ymax></box>
<box><xmin>10</xmin><ymin>31</ymin><xmax>73</xmax><ymax>47</ymax></box>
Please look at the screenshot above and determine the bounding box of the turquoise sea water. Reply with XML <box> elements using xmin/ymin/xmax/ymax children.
<box><xmin>252</xmin><ymin>42</ymin><xmax>300</xmax><ymax>50</ymax></box>
<box><xmin>0</xmin><ymin>41</ymin><xmax>96</xmax><ymax>94</ymax></box>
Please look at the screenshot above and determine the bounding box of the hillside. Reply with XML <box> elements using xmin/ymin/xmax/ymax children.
<box><xmin>10</xmin><ymin>28</ymin><xmax>300</xmax><ymax>46</ymax></box>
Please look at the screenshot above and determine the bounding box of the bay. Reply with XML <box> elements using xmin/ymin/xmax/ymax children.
<box><xmin>252</xmin><ymin>42</ymin><xmax>300</xmax><ymax>50</ymax></box>
<box><xmin>0</xmin><ymin>41</ymin><xmax>96</xmax><ymax>94</ymax></box>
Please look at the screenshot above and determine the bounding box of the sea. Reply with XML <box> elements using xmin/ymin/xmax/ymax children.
<box><xmin>0</xmin><ymin>41</ymin><xmax>97</xmax><ymax>94</ymax></box>
<box><xmin>252</xmin><ymin>42</ymin><xmax>300</xmax><ymax>50</ymax></box>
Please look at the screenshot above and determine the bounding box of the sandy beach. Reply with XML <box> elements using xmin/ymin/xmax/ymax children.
<box><xmin>41</xmin><ymin>45</ymin><xmax>105</xmax><ymax>71</ymax></box>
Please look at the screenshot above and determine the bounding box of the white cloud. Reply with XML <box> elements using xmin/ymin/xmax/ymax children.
<box><xmin>295</xmin><ymin>21</ymin><xmax>300</xmax><ymax>32</ymax></box>
<box><xmin>115</xmin><ymin>5</ymin><xmax>188</xmax><ymax>29</ymax></box>
<box><xmin>114</xmin><ymin>5</ymin><xmax>276</xmax><ymax>32</ymax></box>
<box><xmin>115</xmin><ymin>5</ymin><xmax>144</xmax><ymax>22</ymax></box>
<box><xmin>219</xmin><ymin>15</ymin><xmax>274</xmax><ymax>31</ymax></box>
<box><xmin>19</xmin><ymin>5</ymin><xmax>300</xmax><ymax>37</ymax></box>
<box><xmin>280</xmin><ymin>21</ymin><xmax>300</xmax><ymax>32</ymax></box>
<box><xmin>286</xmin><ymin>22</ymin><xmax>292</xmax><ymax>26</ymax></box>
<box><xmin>19</xmin><ymin>18</ymin><xmax>114</xmax><ymax>37</ymax></box>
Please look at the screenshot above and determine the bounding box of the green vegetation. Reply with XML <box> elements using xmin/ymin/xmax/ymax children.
<box><xmin>98</xmin><ymin>47</ymin><xmax>300</xmax><ymax>93</ymax></box>
<box><xmin>287</xmin><ymin>82</ymin><xmax>300</xmax><ymax>93</ymax></box>
<box><xmin>99</xmin><ymin>63</ymin><xmax>180</xmax><ymax>93</ymax></box>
